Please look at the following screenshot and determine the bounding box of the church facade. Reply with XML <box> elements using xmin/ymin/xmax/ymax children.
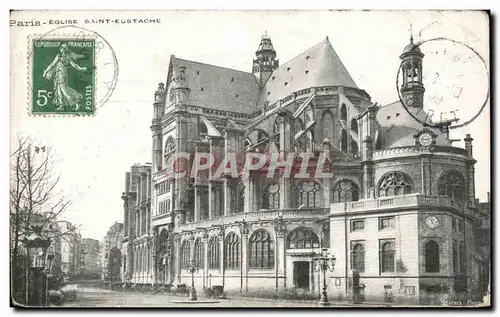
<box><xmin>120</xmin><ymin>34</ymin><xmax>489</xmax><ymax>303</ymax></box>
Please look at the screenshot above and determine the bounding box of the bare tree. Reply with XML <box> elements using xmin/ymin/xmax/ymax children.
<box><xmin>10</xmin><ymin>135</ymin><xmax>76</xmax><ymax>304</ymax></box>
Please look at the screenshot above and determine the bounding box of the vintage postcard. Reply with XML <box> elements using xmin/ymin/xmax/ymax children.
<box><xmin>9</xmin><ymin>10</ymin><xmax>491</xmax><ymax>308</ymax></box>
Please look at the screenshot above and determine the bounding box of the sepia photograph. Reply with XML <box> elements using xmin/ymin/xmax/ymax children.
<box><xmin>8</xmin><ymin>10</ymin><xmax>491</xmax><ymax>308</ymax></box>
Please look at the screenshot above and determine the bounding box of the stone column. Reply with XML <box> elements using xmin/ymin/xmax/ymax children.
<box><xmin>243</xmin><ymin>176</ymin><xmax>252</xmax><ymax>213</ymax></box>
<box><xmin>203</xmin><ymin>233</ymin><xmax>209</xmax><ymax>286</ymax></box>
<box><xmin>194</xmin><ymin>185</ymin><xmax>201</xmax><ymax>222</ymax></box>
<box><xmin>174</xmin><ymin>235</ymin><xmax>181</xmax><ymax>283</ymax></box>
<box><xmin>274</xmin><ymin>216</ymin><xmax>286</xmax><ymax>292</ymax></box>
<box><xmin>239</xmin><ymin>223</ymin><xmax>249</xmax><ymax>293</ymax></box>
<box><xmin>136</xmin><ymin>209</ymin><xmax>140</xmax><ymax>237</ymax></box>
<box><xmin>224</xmin><ymin>178</ymin><xmax>232</xmax><ymax>216</ymax></box>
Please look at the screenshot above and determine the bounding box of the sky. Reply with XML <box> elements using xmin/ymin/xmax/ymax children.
<box><xmin>9</xmin><ymin>10</ymin><xmax>490</xmax><ymax>240</ymax></box>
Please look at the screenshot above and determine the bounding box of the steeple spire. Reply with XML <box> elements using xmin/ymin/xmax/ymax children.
<box><xmin>252</xmin><ymin>33</ymin><xmax>279</xmax><ymax>87</ymax></box>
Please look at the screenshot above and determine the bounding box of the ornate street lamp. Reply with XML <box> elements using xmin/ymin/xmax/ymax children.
<box><xmin>313</xmin><ymin>248</ymin><xmax>336</xmax><ymax>307</ymax></box>
<box><xmin>186</xmin><ymin>260</ymin><xmax>199</xmax><ymax>301</ymax></box>
<box><xmin>22</xmin><ymin>226</ymin><xmax>51</xmax><ymax>306</ymax></box>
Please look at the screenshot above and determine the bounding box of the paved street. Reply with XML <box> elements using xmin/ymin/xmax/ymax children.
<box><xmin>62</xmin><ymin>287</ymin><xmax>325</xmax><ymax>307</ymax></box>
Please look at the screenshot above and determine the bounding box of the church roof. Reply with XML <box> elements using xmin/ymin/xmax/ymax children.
<box><xmin>377</xmin><ymin>101</ymin><xmax>451</xmax><ymax>148</ymax></box>
<box><xmin>167</xmin><ymin>55</ymin><xmax>261</xmax><ymax>113</ymax></box>
<box><xmin>259</xmin><ymin>37</ymin><xmax>358</xmax><ymax>105</ymax></box>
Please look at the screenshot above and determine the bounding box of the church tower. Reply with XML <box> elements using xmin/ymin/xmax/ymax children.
<box><xmin>399</xmin><ymin>36</ymin><xmax>425</xmax><ymax>108</ymax></box>
<box><xmin>151</xmin><ymin>82</ymin><xmax>165</xmax><ymax>172</ymax></box>
<box><xmin>252</xmin><ymin>32</ymin><xmax>279</xmax><ymax>87</ymax></box>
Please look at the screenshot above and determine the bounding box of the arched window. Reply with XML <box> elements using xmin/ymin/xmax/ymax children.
<box><xmin>351</xmin><ymin>140</ymin><xmax>358</xmax><ymax>156</ymax></box>
<box><xmin>378</xmin><ymin>172</ymin><xmax>413</xmax><ymax>197</ymax></box>
<box><xmin>262</xmin><ymin>183</ymin><xmax>280</xmax><ymax>209</ymax></box>
<box><xmin>322</xmin><ymin>111</ymin><xmax>334</xmax><ymax>143</ymax></box>
<box><xmin>287</xmin><ymin>228</ymin><xmax>319</xmax><ymax>249</ymax></box>
<box><xmin>341</xmin><ymin>129</ymin><xmax>348</xmax><ymax>152</ymax></box>
<box><xmin>437</xmin><ymin>171</ymin><xmax>466</xmax><ymax>202</ymax></box>
<box><xmin>332</xmin><ymin>179</ymin><xmax>359</xmax><ymax>203</ymax></box>
<box><xmin>257</xmin><ymin>131</ymin><xmax>269</xmax><ymax>143</ymax></box>
<box><xmin>425</xmin><ymin>240</ymin><xmax>440</xmax><ymax>273</ymax></box>
<box><xmin>380</xmin><ymin>241</ymin><xmax>395</xmax><ymax>272</ymax></box>
<box><xmin>297</xmin><ymin>180</ymin><xmax>321</xmax><ymax>208</ymax></box>
<box><xmin>249</xmin><ymin>230</ymin><xmax>275</xmax><ymax>269</ymax></box>
<box><xmin>231</xmin><ymin>182</ymin><xmax>245</xmax><ymax>214</ymax></box>
<box><xmin>208</xmin><ymin>236</ymin><xmax>220</xmax><ymax>269</ymax></box>
<box><xmin>292</xmin><ymin>118</ymin><xmax>304</xmax><ymax>137</ymax></box>
<box><xmin>181</xmin><ymin>240</ymin><xmax>191</xmax><ymax>268</ymax></box>
<box><xmin>351</xmin><ymin>243</ymin><xmax>365</xmax><ymax>272</ymax></box>
<box><xmin>224</xmin><ymin>232</ymin><xmax>240</xmax><ymax>269</ymax></box>
<box><xmin>164</xmin><ymin>137</ymin><xmax>175</xmax><ymax>160</ymax></box>
<box><xmin>193</xmin><ymin>238</ymin><xmax>204</xmax><ymax>268</ymax></box>
<box><xmin>340</xmin><ymin>103</ymin><xmax>348</xmax><ymax>121</ymax></box>
<box><xmin>351</xmin><ymin>119</ymin><xmax>358</xmax><ymax>133</ymax></box>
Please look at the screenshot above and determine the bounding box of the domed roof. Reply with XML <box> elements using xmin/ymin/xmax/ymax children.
<box><xmin>402</xmin><ymin>36</ymin><xmax>422</xmax><ymax>55</ymax></box>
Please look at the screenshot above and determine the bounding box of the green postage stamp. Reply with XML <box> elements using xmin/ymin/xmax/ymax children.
<box><xmin>31</xmin><ymin>38</ymin><xmax>95</xmax><ymax>115</ymax></box>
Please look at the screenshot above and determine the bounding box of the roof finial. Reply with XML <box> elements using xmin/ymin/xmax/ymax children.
<box><xmin>409</xmin><ymin>23</ymin><xmax>414</xmax><ymax>43</ymax></box>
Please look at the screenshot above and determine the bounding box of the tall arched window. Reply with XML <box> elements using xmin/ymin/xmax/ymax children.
<box><xmin>351</xmin><ymin>119</ymin><xmax>358</xmax><ymax>133</ymax></box>
<box><xmin>380</xmin><ymin>241</ymin><xmax>395</xmax><ymax>272</ymax></box>
<box><xmin>341</xmin><ymin>129</ymin><xmax>348</xmax><ymax>152</ymax></box>
<box><xmin>351</xmin><ymin>139</ymin><xmax>358</xmax><ymax>156</ymax></box>
<box><xmin>287</xmin><ymin>227</ymin><xmax>319</xmax><ymax>249</ymax></box>
<box><xmin>297</xmin><ymin>180</ymin><xmax>321</xmax><ymax>207</ymax></box>
<box><xmin>322</xmin><ymin>111</ymin><xmax>334</xmax><ymax>143</ymax></box>
<box><xmin>332</xmin><ymin>179</ymin><xmax>359</xmax><ymax>203</ymax></box>
<box><xmin>340</xmin><ymin>103</ymin><xmax>348</xmax><ymax>121</ymax></box>
<box><xmin>231</xmin><ymin>182</ymin><xmax>245</xmax><ymax>214</ymax></box>
<box><xmin>249</xmin><ymin>230</ymin><xmax>275</xmax><ymax>269</ymax></box>
<box><xmin>351</xmin><ymin>243</ymin><xmax>365</xmax><ymax>272</ymax></box>
<box><xmin>208</xmin><ymin>236</ymin><xmax>220</xmax><ymax>269</ymax></box>
<box><xmin>224</xmin><ymin>232</ymin><xmax>240</xmax><ymax>269</ymax></box>
<box><xmin>425</xmin><ymin>240</ymin><xmax>440</xmax><ymax>273</ymax></box>
<box><xmin>378</xmin><ymin>172</ymin><xmax>413</xmax><ymax>197</ymax></box>
<box><xmin>193</xmin><ymin>238</ymin><xmax>204</xmax><ymax>268</ymax></box>
<box><xmin>181</xmin><ymin>240</ymin><xmax>191</xmax><ymax>268</ymax></box>
<box><xmin>262</xmin><ymin>183</ymin><xmax>280</xmax><ymax>209</ymax></box>
<box><xmin>164</xmin><ymin>136</ymin><xmax>175</xmax><ymax>161</ymax></box>
<box><xmin>437</xmin><ymin>171</ymin><xmax>466</xmax><ymax>202</ymax></box>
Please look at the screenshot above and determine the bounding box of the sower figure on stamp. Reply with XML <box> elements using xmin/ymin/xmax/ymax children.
<box><xmin>43</xmin><ymin>43</ymin><xmax>87</xmax><ymax>111</ymax></box>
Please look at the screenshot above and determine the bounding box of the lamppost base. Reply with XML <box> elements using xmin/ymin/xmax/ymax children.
<box><xmin>189</xmin><ymin>288</ymin><xmax>197</xmax><ymax>301</ymax></box>
<box><xmin>319</xmin><ymin>291</ymin><xmax>330</xmax><ymax>307</ymax></box>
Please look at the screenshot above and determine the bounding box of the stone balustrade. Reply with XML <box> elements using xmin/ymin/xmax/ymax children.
<box><xmin>330</xmin><ymin>193</ymin><xmax>480</xmax><ymax>218</ymax></box>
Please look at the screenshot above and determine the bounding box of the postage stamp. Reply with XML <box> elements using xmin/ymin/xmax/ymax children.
<box><xmin>31</xmin><ymin>38</ymin><xmax>96</xmax><ymax>115</ymax></box>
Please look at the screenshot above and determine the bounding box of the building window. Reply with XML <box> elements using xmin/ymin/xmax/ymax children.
<box><xmin>351</xmin><ymin>242</ymin><xmax>365</xmax><ymax>272</ymax></box>
<box><xmin>452</xmin><ymin>218</ymin><xmax>456</xmax><ymax>231</ymax></box>
<box><xmin>380</xmin><ymin>240</ymin><xmax>395</xmax><ymax>273</ymax></box>
<box><xmin>193</xmin><ymin>238</ymin><xmax>204</xmax><ymax>268</ymax></box>
<box><xmin>425</xmin><ymin>240</ymin><xmax>440</xmax><ymax>273</ymax></box>
<box><xmin>379</xmin><ymin>216</ymin><xmax>395</xmax><ymax>230</ymax></box>
<box><xmin>453</xmin><ymin>240</ymin><xmax>458</xmax><ymax>273</ymax></box>
<box><xmin>332</xmin><ymin>179</ymin><xmax>359</xmax><ymax>203</ymax></box>
<box><xmin>181</xmin><ymin>240</ymin><xmax>191</xmax><ymax>268</ymax></box>
<box><xmin>249</xmin><ymin>230</ymin><xmax>275</xmax><ymax>269</ymax></box>
<box><xmin>297</xmin><ymin>180</ymin><xmax>321</xmax><ymax>208</ymax></box>
<box><xmin>458</xmin><ymin>220</ymin><xmax>464</xmax><ymax>233</ymax></box>
<box><xmin>208</xmin><ymin>236</ymin><xmax>220</xmax><ymax>269</ymax></box>
<box><xmin>164</xmin><ymin>137</ymin><xmax>176</xmax><ymax>161</ymax></box>
<box><xmin>459</xmin><ymin>241</ymin><xmax>465</xmax><ymax>273</ymax></box>
<box><xmin>287</xmin><ymin>227</ymin><xmax>319</xmax><ymax>249</ymax></box>
<box><xmin>224</xmin><ymin>232</ymin><xmax>240</xmax><ymax>269</ymax></box>
<box><xmin>378</xmin><ymin>172</ymin><xmax>413</xmax><ymax>197</ymax></box>
<box><xmin>340</xmin><ymin>103</ymin><xmax>347</xmax><ymax>121</ymax></box>
<box><xmin>230</xmin><ymin>182</ymin><xmax>245</xmax><ymax>214</ymax></box>
<box><xmin>263</xmin><ymin>183</ymin><xmax>280</xmax><ymax>209</ymax></box>
<box><xmin>437</xmin><ymin>171</ymin><xmax>466</xmax><ymax>202</ymax></box>
<box><xmin>341</xmin><ymin>129</ymin><xmax>348</xmax><ymax>152</ymax></box>
<box><xmin>351</xmin><ymin>220</ymin><xmax>365</xmax><ymax>232</ymax></box>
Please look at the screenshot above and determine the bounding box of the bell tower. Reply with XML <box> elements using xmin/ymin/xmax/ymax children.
<box><xmin>399</xmin><ymin>35</ymin><xmax>425</xmax><ymax>108</ymax></box>
<box><xmin>252</xmin><ymin>32</ymin><xmax>279</xmax><ymax>87</ymax></box>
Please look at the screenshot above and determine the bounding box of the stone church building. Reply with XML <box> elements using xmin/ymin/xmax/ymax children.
<box><xmin>119</xmin><ymin>34</ymin><xmax>489</xmax><ymax>303</ymax></box>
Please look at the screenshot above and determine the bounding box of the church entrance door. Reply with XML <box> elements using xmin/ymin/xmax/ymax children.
<box><xmin>293</xmin><ymin>261</ymin><xmax>310</xmax><ymax>289</ymax></box>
